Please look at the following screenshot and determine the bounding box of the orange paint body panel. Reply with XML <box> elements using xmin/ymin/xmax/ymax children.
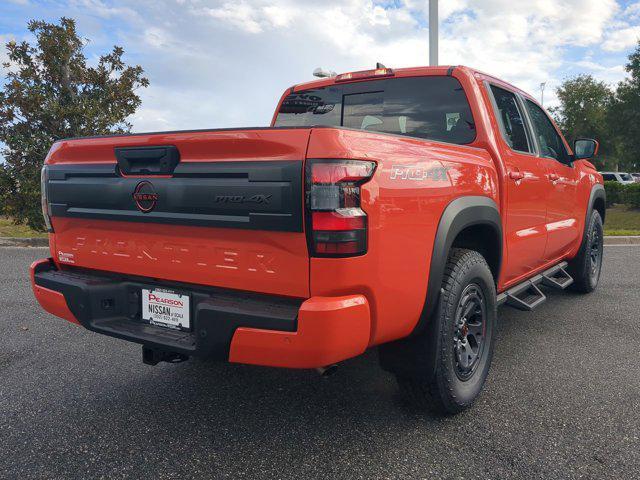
<box><xmin>229</xmin><ymin>295</ymin><xmax>370</xmax><ymax>368</ymax></box>
<box><xmin>46</xmin><ymin>128</ymin><xmax>312</xmax><ymax>165</ymax></box>
<box><xmin>51</xmin><ymin>217</ymin><xmax>310</xmax><ymax>298</ymax></box>
<box><xmin>470</xmin><ymin>69</ymin><xmax>598</xmax><ymax>290</ymax></box>
<box><xmin>30</xmin><ymin>259</ymin><xmax>79</xmax><ymax>325</ymax></box>
<box><xmin>305</xmin><ymin>128</ymin><xmax>498</xmax><ymax>346</ymax></box>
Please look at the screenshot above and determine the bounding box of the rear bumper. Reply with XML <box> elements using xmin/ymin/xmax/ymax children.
<box><xmin>30</xmin><ymin>258</ymin><xmax>370</xmax><ymax>369</ymax></box>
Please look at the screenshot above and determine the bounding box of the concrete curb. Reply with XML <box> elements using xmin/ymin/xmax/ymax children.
<box><xmin>1</xmin><ymin>236</ymin><xmax>639</xmax><ymax>248</ymax></box>
<box><xmin>603</xmin><ymin>236</ymin><xmax>640</xmax><ymax>245</ymax></box>
<box><xmin>0</xmin><ymin>237</ymin><xmax>49</xmax><ymax>247</ymax></box>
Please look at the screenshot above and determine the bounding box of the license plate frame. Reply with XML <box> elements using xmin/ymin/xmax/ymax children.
<box><xmin>141</xmin><ymin>287</ymin><xmax>191</xmax><ymax>331</ymax></box>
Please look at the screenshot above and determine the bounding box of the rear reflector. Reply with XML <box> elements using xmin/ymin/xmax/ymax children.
<box><xmin>306</xmin><ymin>160</ymin><xmax>375</xmax><ymax>257</ymax></box>
<box><xmin>315</xmin><ymin>239</ymin><xmax>362</xmax><ymax>255</ymax></box>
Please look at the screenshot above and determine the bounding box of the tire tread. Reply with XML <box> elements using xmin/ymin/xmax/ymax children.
<box><xmin>569</xmin><ymin>210</ymin><xmax>603</xmax><ymax>293</ymax></box>
<box><xmin>398</xmin><ymin>248</ymin><xmax>496</xmax><ymax>414</ymax></box>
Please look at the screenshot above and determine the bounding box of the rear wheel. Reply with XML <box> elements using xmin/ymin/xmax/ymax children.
<box><xmin>391</xmin><ymin>248</ymin><xmax>497</xmax><ymax>414</ymax></box>
<box><xmin>568</xmin><ymin>210</ymin><xmax>604</xmax><ymax>293</ymax></box>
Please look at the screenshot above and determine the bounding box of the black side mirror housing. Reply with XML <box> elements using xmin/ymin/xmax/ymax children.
<box><xmin>574</xmin><ymin>138</ymin><xmax>599</xmax><ymax>160</ymax></box>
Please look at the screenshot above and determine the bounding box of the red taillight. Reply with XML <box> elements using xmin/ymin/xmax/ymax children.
<box><xmin>311</xmin><ymin>162</ymin><xmax>375</xmax><ymax>183</ymax></box>
<box><xmin>312</xmin><ymin>211</ymin><xmax>365</xmax><ymax>231</ymax></box>
<box><xmin>306</xmin><ymin>160</ymin><xmax>375</xmax><ymax>257</ymax></box>
<box><xmin>335</xmin><ymin>68</ymin><xmax>394</xmax><ymax>83</ymax></box>
<box><xmin>41</xmin><ymin>165</ymin><xmax>53</xmax><ymax>232</ymax></box>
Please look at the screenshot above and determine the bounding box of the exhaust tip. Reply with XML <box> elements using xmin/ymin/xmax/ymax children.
<box><xmin>316</xmin><ymin>364</ymin><xmax>338</xmax><ymax>377</ymax></box>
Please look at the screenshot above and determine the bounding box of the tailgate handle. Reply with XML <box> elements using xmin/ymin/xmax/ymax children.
<box><xmin>115</xmin><ymin>145</ymin><xmax>180</xmax><ymax>175</ymax></box>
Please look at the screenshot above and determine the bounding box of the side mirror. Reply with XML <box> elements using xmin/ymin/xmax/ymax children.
<box><xmin>574</xmin><ymin>138</ymin><xmax>599</xmax><ymax>160</ymax></box>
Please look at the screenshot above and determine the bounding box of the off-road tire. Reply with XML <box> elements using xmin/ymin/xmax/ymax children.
<box><xmin>568</xmin><ymin>210</ymin><xmax>604</xmax><ymax>294</ymax></box>
<box><xmin>396</xmin><ymin>248</ymin><xmax>497</xmax><ymax>415</ymax></box>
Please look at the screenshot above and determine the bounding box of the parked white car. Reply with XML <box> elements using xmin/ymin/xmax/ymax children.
<box><xmin>601</xmin><ymin>172</ymin><xmax>636</xmax><ymax>184</ymax></box>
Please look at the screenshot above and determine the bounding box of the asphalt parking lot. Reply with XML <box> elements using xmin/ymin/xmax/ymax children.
<box><xmin>1</xmin><ymin>246</ymin><xmax>639</xmax><ymax>479</ymax></box>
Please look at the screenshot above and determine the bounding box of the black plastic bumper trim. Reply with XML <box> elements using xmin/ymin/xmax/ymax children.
<box><xmin>33</xmin><ymin>260</ymin><xmax>302</xmax><ymax>360</ymax></box>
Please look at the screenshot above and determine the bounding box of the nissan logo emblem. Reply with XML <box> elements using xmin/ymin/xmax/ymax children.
<box><xmin>132</xmin><ymin>181</ymin><xmax>159</xmax><ymax>213</ymax></box>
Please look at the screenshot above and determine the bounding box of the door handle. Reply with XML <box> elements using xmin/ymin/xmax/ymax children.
<box><xmin>548</xmin><ymin>173</ymin><xmax>560</xmax><ymax>182</ymax></box>
<box><xmin>509</xmin><ymin>170</ymin><xmax>525</xmax><ymax>181</ymax></box>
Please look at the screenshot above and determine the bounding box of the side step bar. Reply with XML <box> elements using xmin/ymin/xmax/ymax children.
<box><xmin>497</xmin><ymin>262</ymin><xmax>573</xmax><ymax>311</ymax></box>
<box><xmin>541</xmin><ymin>263</ymin><xmax>574</xmax><ymax>290</ymax></box>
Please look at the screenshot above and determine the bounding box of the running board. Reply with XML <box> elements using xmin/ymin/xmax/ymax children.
<box><xmin>541</xmin><ymin>264</ymin><xmax>573</xmax><ymax>290</ymax></box>
<box><xmin>497</xmin><ymin>262</ymin><xmax>573</xmax><ymax>311</ymax></box>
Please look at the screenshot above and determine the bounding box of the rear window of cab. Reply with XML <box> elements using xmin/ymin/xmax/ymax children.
<box><xmin>274</xmin><ymin>76</ymin><xmax>476</xmax><ymax>145</ymax></box>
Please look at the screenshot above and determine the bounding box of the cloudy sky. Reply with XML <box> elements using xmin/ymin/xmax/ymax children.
<box><xmin>1</xmin><ymin>0</ymin><xmax>640</xmax><ymax>136</ymax></box>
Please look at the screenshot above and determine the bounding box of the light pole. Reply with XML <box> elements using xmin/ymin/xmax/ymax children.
<box><xmin>540</xmin><ymin>82</ymin><xmax>547</xmax><ymax>106</ymax></box>
<box><xmin>429</xmin><ymin>0</ymin><xmax>438</xmax><ymax>66</ymax></box>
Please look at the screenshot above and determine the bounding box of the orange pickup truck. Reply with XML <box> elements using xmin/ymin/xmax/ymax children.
<box><xmin>31</xmin><ymin>65</ymin><xmax>605</xmax><ymax>413</ymax></box>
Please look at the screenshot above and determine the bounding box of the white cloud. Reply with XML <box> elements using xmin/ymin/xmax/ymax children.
<box><xmin>176</xmin><ymin>0</ymin><xmax>623</xmax><ymax>104</ymax></box>
<box><xmin>623</xmin><ymin>1</ymin><xmax>640</xmax><ymax>19</ymax></box>
<box><xmin>262</xmin><ymin>5</ymin><xmax>295</xmax><ymax>28</ymax></box>
<box><xmin>600</xmin><ymin>1</ymin><xmax>640</xmax><ymax>51</ymax></box>
<box><xmin>368</xmin><ymin>6</ymin><xmax>391</xmax><ymax>26</ymax></box>
<box><xmin>5</xmin><ymin>0</ymin><xmax>634</xmax><ymax>131</ymax></box>
<box><xmin>571</xmin><ymin>61</ymin><xmax>626</xmax><ymax>84</ymax></box>
<box><xmin>602</xmin><ymin>25</ymin><xmax>640</xmax><ymax>51</ymax></box>
<box><xmin>202</xmin><ymin>2</ymin><xmax>264</xmax><ymax>34</ymax></box>
<box><xmin>142</xmin><ymin>27</ymin><xmax>169</xmax><ymax>48</ymax></box>
<box><xmin>70</xmin><ymin>0</ymin><xmax>139</xmax><ymax>20</ymax></box>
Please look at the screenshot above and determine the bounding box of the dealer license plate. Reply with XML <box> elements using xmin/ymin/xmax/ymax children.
<box><xmin>141</xmin><ymin>288</ymin><xmax>191</xmax><ymax>330</ymax></box>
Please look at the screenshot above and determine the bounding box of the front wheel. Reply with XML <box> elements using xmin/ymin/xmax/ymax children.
<box><xmin>568</xmin><ymin>210</ymin><xmax>604</xmax><ymax>293</ymax></box>
<box><xmin>396</xmin><ymin>248</ymin><xmax>497</xmax><ymax>414</ymax></box>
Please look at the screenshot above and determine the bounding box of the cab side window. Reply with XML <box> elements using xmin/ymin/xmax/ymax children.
<box><xmin>489</xmin><ymin>85</ymin><xmax>531</xmax><ymax>153</ymax></box>
<box><xmin>525</xmin><ymin>100</ymin><xmax>571</xmax><ymax>164</ymax></box>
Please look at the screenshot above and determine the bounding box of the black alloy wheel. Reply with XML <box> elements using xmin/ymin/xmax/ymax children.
<box><xmin>453</xmin><ymin>284</ymin><xmax>487</xmax><ymax>381</ymax></box>
<box><xmin>589</xmin><ymin>223</ymin><xmax>603</xmax><ymax>281</ymax></box>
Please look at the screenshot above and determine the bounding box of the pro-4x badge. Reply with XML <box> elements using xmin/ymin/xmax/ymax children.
<box><xmin>214</xmin><ymin>194</ymin><xmax>272</xmax><ymax>204</ymax></box>
<box><xmin>390</xmin><ymin>165</ymin><xmax>450</xmax><ymax>181</ymax></box>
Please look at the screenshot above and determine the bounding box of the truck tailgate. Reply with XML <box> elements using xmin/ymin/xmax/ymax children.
<box><xmin>44</xmin><ymin>129</ymin><xmax>311</xmax><ymax>298</ymax></box>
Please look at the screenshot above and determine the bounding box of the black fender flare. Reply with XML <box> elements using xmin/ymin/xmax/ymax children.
<box><xmin>586</xmin><ymin>183</ymin><xmax>606</xmax><ymax>225</ymax></box>
<box><xmin>412</xmin><ymin>195</ymin><xmax>502</xmax><ymax>336</ymax></box>
<box><xmin>572</xmin><ymin>183</ymin><xmax>605</xmax><ymax>260</ymax></box>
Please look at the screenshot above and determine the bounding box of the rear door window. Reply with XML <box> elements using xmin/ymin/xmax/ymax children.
<box><xmin>489</xmin><ymin>85</ymin><xmax>532</xmax><ymax>153</ymax></box>
<box><xmin>275</xmin><ymin>76</ymin><xmax>476</xmax><ymax>145</ymax></box>
<box><xmin>525</xmin><ymin>100</ymin><xmax>571</xmax><ymax>164</ymax></box>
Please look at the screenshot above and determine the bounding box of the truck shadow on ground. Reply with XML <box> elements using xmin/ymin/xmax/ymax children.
<box><xmin>79</xmin><ymin>287</ymin><xmax>577</xmax><ymax>433</ymax></box>
<box><xmin>73</xmin><ymin>288</ymin><xmax>577</xmax><ymax>439</ymax></box>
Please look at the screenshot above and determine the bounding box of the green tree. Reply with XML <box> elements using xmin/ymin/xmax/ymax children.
<box><xmin>609</xmin><ymin>40</ymin><xmax>640</xmax><ymax>172</ymax></box>
<box><xmin>551</xmin><ymin>74</ymin><xmax>614</xmax><ymax>170</ymax></box>
<box><xmin>0</xmin><ymin>17</ymin><xmax>149</xmax><ymax>230</ymax></box>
